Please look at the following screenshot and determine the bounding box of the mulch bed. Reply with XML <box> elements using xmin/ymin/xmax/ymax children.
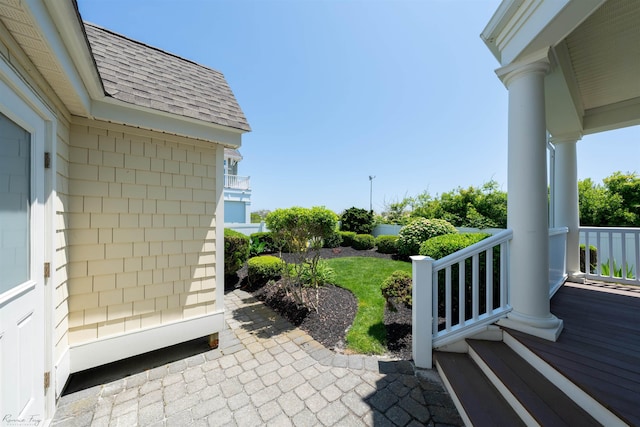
<box><xmin>227</xmin><ymin>247</ymin><xmax>413</xmax><ymax>359</ymax></box>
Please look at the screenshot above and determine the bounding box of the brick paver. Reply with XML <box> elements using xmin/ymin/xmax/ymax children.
<box><xmin>51</xmin><ymin>290</ymin><xmax>463</xmax><ymax>426</ymax></box>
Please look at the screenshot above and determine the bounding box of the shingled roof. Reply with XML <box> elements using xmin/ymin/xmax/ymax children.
<box><xmin>84</xmin><ymin>22</ymin><xmax>251</xmax><ymax>132</ymax></box>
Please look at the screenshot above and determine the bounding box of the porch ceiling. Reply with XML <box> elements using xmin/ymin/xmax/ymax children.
<box><xmin>485</xmin><ymin>0</ymin><xmax>640</xmax><ymax>138</ymax></box>
<box><xmin>557</xmin><ymin>0</ymin><xmax>640</xmax><ymax>136</ymax></box>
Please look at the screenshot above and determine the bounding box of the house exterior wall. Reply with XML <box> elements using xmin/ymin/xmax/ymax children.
<box><xmin>64</xmin><ymin>120</ymin><xmax>221</xmax><ymax>346</ymax></box>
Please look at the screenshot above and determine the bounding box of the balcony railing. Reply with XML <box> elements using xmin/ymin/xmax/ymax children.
<box><xmin>580</xmin><ymin>226</ymin><xmax>640</xmax><ymax>286</ymax></box>
<box><xmin>225</xmin><ymin>174</ymin><xmax>250</xmax><ymax>190</ymax></box>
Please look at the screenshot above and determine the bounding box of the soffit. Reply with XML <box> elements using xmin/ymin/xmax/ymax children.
<box><xmin>0</xmin><ymin>0</ymin><xmax>88</xmax><ymax>116</ymax></box>
<box><xmin>565</xmin><ymin>0</ymin><xmax>640</xmax><ymax>111</ymax></box>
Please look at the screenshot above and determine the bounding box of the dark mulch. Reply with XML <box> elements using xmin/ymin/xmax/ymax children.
<box><xmin>227</xmin><ymin>247</ymin><xmax>413</xmax><ymax>359</ymax></box>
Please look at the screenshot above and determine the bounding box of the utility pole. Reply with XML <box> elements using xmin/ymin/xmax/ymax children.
<box><xmin>369</xmin><ymin>175</ymin><xmax>376</xmax><ymax>212</ymax></box>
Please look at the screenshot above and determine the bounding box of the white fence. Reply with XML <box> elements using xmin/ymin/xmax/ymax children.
<box><xmin>411</xmin><ymin>229</ymin><xmax>513</xmax><ymax>368</ymax></box>
<box><xmin>580</xmin><ymin>226</ymin><xmax>640</xmax><ymax>286</ymax></box>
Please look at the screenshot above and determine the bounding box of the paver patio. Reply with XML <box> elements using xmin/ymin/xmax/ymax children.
<box><xmin>51</xmin><ymin>289</ymin><xmax>463</xmax><ymax>426</ymax></box>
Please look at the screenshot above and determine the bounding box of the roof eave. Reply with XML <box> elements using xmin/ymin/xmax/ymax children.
<box><xmin>91</xmin><ymin>96</ymin><xmax>246</xmax><ymax>148</ymax></box>
<box><xmin>41</xmin><ymin>0</ymin><xmax>104</xmax><ymax>110</ymax></box>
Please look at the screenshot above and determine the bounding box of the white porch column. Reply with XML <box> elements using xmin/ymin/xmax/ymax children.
<box><xmin>552</xmin><ymin>136</ymin><xmax>582</xmax><ymax>281</ymax></box>
<box><xmin>496</xmin><ymin>50</ymin><xmax>563</xmax><ymax>341</ymax></box>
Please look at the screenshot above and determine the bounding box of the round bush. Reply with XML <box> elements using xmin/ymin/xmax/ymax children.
<box><xmin>381</xmin><ymin>270</ymin><xmax>412</xmax><ymax>310</ymax></box>
<box><xmin>397</xmin><ymin>218</ymin><xmax>457</xmax><ymax>257</ymax></box>
<box><xmin>340</xmin><ymin>207</ymin><xmax>374</xmax><ymax>235</ymax></box>
<box><xmin>322</xmin><ymin>231</ymin><xmax>343</xmax><ymax>248</ymax></box>
<box><xmin>352</xmin><ymin>234</ymin><xmax>375</xmax><ymax>250</ymax></box>
<box><xmin>339</xmin><ymin>231</ymin><xmax>357</xmax><ymax>247</ymax></box>
<box><xmin>419</xmin><ymin>233</ymin><xmax>490</xmax><ymax>259</ymax></box>
<box><xmin>375</xmin><ymin>235</ymin><xmax>398</xmax><ymax>254</ymax></box>
<box><xmin>247</xmin><ymin>255</ymin><xmax>283</xmax><ymax>286</ymax></box>
<box><xmin>224</xmin><ymin>228</ymin><xmax>250</xmax><ymax>276</ymax></box>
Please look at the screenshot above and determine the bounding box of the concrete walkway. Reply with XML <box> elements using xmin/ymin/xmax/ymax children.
<box><xmin>52</xmin><ymin>289</ymin><xmax>463</xmax><ymax>426</ymax></box>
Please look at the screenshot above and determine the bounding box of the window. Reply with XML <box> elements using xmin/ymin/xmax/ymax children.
<box><xmin>0</xmin><ymin>112</ymin><xmax>30</xmax><ymax>292</ymax></box>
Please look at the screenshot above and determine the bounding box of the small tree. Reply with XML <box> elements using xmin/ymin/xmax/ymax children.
<box><xmin>265</xmin><ymin>206</ymin><xmax>338</xmax><ymax>309</ymax></box>
<box><xmin>340</xmin><ymin>207</ymin><xmax>374</xmax><ymax>235</ymax></box>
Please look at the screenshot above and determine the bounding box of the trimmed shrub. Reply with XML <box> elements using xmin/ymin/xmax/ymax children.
<box><xmin>250</xmin><ymin>231</ymin><xmax>276</xmax><ymax>253</ymax></box>
<box><xmin>397</xmin><ymin>218</ymin><xmax>457</xmax><ymax>257</ymax></box>
<box><xmin>322</xmin><ymin>231</ymin><xmax>343</xmax><ymax>248</ymax></box>
<box><xmin>224</xmin><ymin>229</ymin><xmax>250</xmax><ymax>276</ymax></box>
<box><xmin>580</xmin><ymin>244</ymin><xmax>597</xmax><ymax>274</ymax></box>
<box><xmin>339</xmin><ymin>231</ymin><xmax>357</xmax><ymax>247</ymax></box>
<box><xmin>341</xmin><ymin>207</ymin><xmax>374</xmax><ymax>235</ymax></box>
<box><xmin>352</xmin><ymin>234</ymin><xmax>375</xmax><ymax>250</ymax></box>
<box><xmin>247</xmin><ymin>256</ymin><xmax>283</xmax><ymax>286</ymax></box>
<box><xmin>419</xmin><ymin>233</ymin><xmax>490</xmax><ymax>259</ymax></box>
<box><xmin>381</xmin><ymin>270</ymin><xmax>412</xmax><ymax>311</ymax></box>
<box><xmin>375</xmin><ymin>235</ymin><xmax>398</xmax><ymax>254</ymax></box>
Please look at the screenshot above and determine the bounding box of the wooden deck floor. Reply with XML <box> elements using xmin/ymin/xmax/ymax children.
<box><xmin>507</xmin><ymin>283</ymin><xmax>640</xmax><ymax>426</ymax></box>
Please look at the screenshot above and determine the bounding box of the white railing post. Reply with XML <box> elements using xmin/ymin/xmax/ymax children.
<box><xmin>411</xmin><ymin>255</ymin><xmax>433</xmax><ymax>369</ymax></box>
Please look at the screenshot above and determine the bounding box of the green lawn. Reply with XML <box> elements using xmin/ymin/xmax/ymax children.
<box><xmin>325</xmin><ymin>257</ymin><xmax>412</xmax><ymax>355</ymax></box>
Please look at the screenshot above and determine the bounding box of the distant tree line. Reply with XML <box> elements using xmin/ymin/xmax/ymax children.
<box><xmin>378</xmin><ymin>172</ymin><xmax>639</xmax><ymax>228</ymax></box>
<box><xmin>250</xmin><ymin>172</ymin><xmax>639</xmax><ymax>229</ymax></box>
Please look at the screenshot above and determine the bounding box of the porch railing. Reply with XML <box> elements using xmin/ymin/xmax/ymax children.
<box><xmin>224</xmin><ymin>174</ymin><xmax>250</xmax><ymax>190</ymax></box>
<box><xmin>412</xmin><ymin>227</ymin><xmax>571</xmax><ymax>368</ymax></box>
<box><xmin>580</xmin><ymin>226</ymin><xmax>640</xmax><ymax>286</ymax></box>
<box><xmin>411</xmin><ymin>229</ymin><xmax>513</xmax><ymax>368</ymax></box>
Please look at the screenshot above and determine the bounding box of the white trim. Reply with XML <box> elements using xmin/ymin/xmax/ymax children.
<box><xmin>91</xmin><ymin>98</ymin><xmax>244</xmax><ymax>148</ymax></box>
<box><xmin>54</xmin><ymin>348</ymin><xmax>70</xmax><ymax>398</ymax></box>
<box><xmin>44</xmin><ymin>0</ymin><xmax>105</xmax><ymax>100</ymax></box>
<box><xmin>503</xmin><ymin>332</ymin><xmax>627</xmax><ymax>427</ymax></box>
<box><xmin>215</xmin><ymin>144</ymin><xmax>226</xmax><ymax>313</ymax></box>
<box><xmin>22</xmin><ymin>0</ymin><xmax>92</xmax><ymax>115</ymax></box>
<box><xmin>69</xmin><ymin>310</ymin><xmax>224</xmax><ymax>373</ymax></box>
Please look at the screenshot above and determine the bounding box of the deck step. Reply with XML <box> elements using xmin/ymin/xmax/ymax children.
<box><xmin>435</xmin><ymin>351</ymin><xmax>525</xmax><ymax>427</ymax></box>
<box><xmin>467</xmin><ymin>339</ymin><xmax>601</xmax><ymax>427</ymax></box>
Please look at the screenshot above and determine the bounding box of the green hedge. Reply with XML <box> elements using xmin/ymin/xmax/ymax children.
<box><xmin>224</xmin><ymin>229</ymin><xmax>250</xmax><ymax>276</ymax></box>
<box><xmin>339</xmin><ymin>231</ymin><xmax>357</xmax><ymax>247</ymax></box>
<box><xmin>352</xmin><ymin>234</ymin><xmax>375</xmax><ymax>250</ymax></box>
<box><xmin>419</xmin><ymin>233</ymin><xmax>490</xmax><ymax>259</ymax></box>
<box><xmin>375</xmin><ymin>235</ymin><xmax>398</xmax><ymax>254</ymax></box>
<box><xmin>322</xmin><ymin>231</ymin><xmax>343</xmax><ymax>248</ymax></box>
<box><xmin>247</xmin><ymin>255</ymin><xmax>283</xmax><ymax>286</ymax></box>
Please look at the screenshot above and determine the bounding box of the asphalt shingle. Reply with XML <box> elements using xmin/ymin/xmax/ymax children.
<box><xmin>84</xmin><ymin>22</ymin><xmax>251</xmax><ymax>132</ymax></box>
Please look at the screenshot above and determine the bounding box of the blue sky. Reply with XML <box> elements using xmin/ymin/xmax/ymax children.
<box><xmin>77</xmin><ymin>0</ymin><xmax>639</xmax><ymax>214</ymax></box>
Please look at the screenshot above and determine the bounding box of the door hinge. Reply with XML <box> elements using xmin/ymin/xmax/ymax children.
<box><xmin>44</xmin><ymin>262</ymin><xmax>50</xmax><ymax>278</ymax></box>
<box><xmin>44</xmin><ymin>371</ymin><xmax>50</xmax><ymax>390</ymax></box>
<box><xmin>44</xmin><ymin>152</ymin><xmax>51</xmax><ymax>169</ymax></box>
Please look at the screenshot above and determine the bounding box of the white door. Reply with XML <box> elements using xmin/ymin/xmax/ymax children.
<box><xmin>0</xmin><ymin>112</ymin><xmax>45</xmax><ymax>425</ymax></box>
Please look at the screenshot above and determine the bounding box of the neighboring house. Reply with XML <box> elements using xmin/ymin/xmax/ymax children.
<box><xmin>0</xmin><ymin>1</ymin><xmax>249</xmax><ymax>423</ymax></box>
<box><xmin>223</xmin><ymin>148</ymin><xmax>251</xmax><ymax>224</ymax></box>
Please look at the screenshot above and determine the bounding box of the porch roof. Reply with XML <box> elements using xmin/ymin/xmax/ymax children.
<box><xmin>482</xmin><ymin>0</ymin><xmax>640</xmax><ymax>138</ymax></box>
